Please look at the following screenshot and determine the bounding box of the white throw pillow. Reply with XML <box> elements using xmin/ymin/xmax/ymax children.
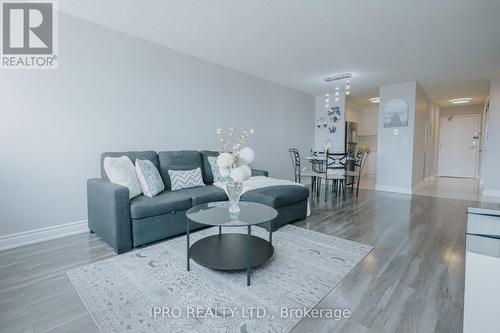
<box><xmin>208</xmin><ymin>156</ymin><xmax>231</xmax><ymax>183</ymax></box>
<box><xmin>135</xmin><ymin>159</ymin><xmax>165</xmax><ymax>197</ymax></box>
<box><xmin>168</xmin><ymin>168</ymin><xmax>205</xmax><ymax>191</ymax></box>
<box><xmin>103</xmin><ymin>156</ymin><xmax>142</xmax><ymax>199</ymax></box>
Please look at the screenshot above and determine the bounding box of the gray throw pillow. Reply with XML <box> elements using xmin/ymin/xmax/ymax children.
<box><xmin>208</xmin><ymin>156</ymin><xmax>231</xmax><ymax>183</ymax></box>
<box><xmin>168</xmin><ymin>168</ymin><xmax>205</xmax><ymax>191</ymax></box>
<box><xmin>135</xmin><ymin>159</ymin><xmax>165</xmax><ymax>197</ymax></box>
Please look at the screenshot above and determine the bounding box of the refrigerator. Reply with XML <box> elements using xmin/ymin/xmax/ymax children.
<box><xmin>345</xmin><ymin>122</ymin><xmax>358</xmax><ymax>184</ymax></box>
<box><xmin>345</xmin><ymin>121</ymin><xmax>358</xmax><ymax>153</ymax></box>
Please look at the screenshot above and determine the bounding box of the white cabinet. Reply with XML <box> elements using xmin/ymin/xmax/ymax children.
<box><xmin>359</xmin><ymin>110</ymin><xmax>379</xmax><ymax>136</ymax></box>
<box><xmin>346</xmin><ymin>109</ymin><xmax>361</xmax><ymax>124</ymax></box>
<box><xmin>464</xmin><ymin>210</ymin><xmax>500</xmax><ymax>333</ymax></box>
<box><xmin>367</xmin><ymin>152</ymin><xmax>377</xmax><ymax>175</ymax></box>
<box><xmin>362</xmin><ymin>151</ymin><xmax>377</xmax><ymax>175</ymax></box>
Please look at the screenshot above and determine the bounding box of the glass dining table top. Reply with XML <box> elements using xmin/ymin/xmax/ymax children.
<box><xmin>301</xmin><ymin>155</ymin><xmax>327</xmax><ymax>160</ymax></box>
<box><xmin>186</xmin><ymin>201</ymin><xmax>278</xmax><ymax>227</ymax></box>
<box><xmin>302</xmin><ymin>154</ymin><xmax>354</xmax><ymax>161</ymax></box>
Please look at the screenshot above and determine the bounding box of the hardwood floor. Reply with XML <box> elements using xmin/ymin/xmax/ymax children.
<box><xmin>0</xmin><ymin>189</ymin><xmax>493</xmax><ymax>332</ymax></box>
<box><xmin>292</xmin><ymin>189</ymin><xmax>476</xmax><ymax>333</ymax></box>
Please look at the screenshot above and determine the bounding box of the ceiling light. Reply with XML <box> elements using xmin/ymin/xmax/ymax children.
<box><xmin>450</xmin><ymin>98</ymin><xmax>471</xmax><ymax>104</ymax></box>
<box><xmin>324</xmin><ymin>73</ymin><xmax>352</xmax><ymax>82</ymax></box>
<box><xmin>323</xmin><ymin>73</ymin><xmax>352</xmax><ymax>106</ymax></box>
<box><xmin>369</xmin><ymin>97</ymin><xmax>380</xmax><ymax>103</ymax></box>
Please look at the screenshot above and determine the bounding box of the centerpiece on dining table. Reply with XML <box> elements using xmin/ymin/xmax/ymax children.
<box><xmin>215</xmin><ymin>127</ymin><xmax>255</xmax><ymax>213</ymax></box>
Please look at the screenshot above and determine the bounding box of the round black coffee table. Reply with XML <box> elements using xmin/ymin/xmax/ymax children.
<box><xmin>186</xmin><ymin>201</ymin><xmax>278</xmax><ymax>286</ymax></box>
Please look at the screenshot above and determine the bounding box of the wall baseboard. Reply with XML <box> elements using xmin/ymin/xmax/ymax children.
<box><xmin>375</xmin><ymin>184</ymin><xmax>412</xmax><ymax>195</ymax></box>
<box><xmin>424</xmin><ymin>175</ymin><xmax>436</xmax><ymax>182</ymax></box>
<box><xmin>0</xmin><ymin>220</ymin><xmax>88</xmax><ymax>252</ymax></box>
<box><xmin>412</xmin><ymin>180</ymin><xmax>427</xmax><ymax>193</ymax></box>
<box><xmin>376</xmin><ymin>176</ymin><xmax>435</xmax><ymax>195</ymax></box>
<box><xmin>483</xmin><ymin>190</ymin><xmax>500</xmax><ymax>198</ymax></box>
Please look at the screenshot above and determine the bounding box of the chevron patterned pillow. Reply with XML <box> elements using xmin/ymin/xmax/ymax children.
<box><xmin>168</xmin><ymin>168</ymin><xmax>205</xmax><ymax>191</ymax></box>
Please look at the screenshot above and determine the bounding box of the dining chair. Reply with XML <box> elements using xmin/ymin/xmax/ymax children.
<box><xmin>288</xmin><ymin>148</ymin><xmax>320</xmax><ymax>194</ymax></box>
<box><xmin>309</xmin><ymin>149</ymin><xmax>326</xmax><ymax>196</ymax></box>
<box><xmin>318</xmin><ymin>151</ymin><xmax>347</xmax><ymax>201</ymax></box>
<box><xmin>310</xmin><ymin>149</ymin><xmax>325</xmax><ymax>157</ymax></box>
<box><xmin>346</xmin><ymin>149</ymin><xmax>370</xmax><ymax>197</ymax></box>
<box><xmin>344</xmin><ymin>148</ymin><xmax>357</xmax><ymax>187</ymax></box>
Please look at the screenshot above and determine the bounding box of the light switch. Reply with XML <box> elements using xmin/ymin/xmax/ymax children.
<box><xmin>393</xmin><ymin>129</ymin><xmax>399</xmax><ymax>136</ymax></box>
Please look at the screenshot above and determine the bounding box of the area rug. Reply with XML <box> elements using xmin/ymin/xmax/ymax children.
<box><xmin>67</xmin><ymin>225</ymin><xmax>372</xmax><ymax>332</ymax></box>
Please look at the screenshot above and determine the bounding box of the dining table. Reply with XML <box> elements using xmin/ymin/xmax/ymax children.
<box><xmin>300</xmin><ymin>151</ymin><xmax>356</xmax><ymax>197</ymax></box>
<box><xmin>301</xmin><ymin>153</ymin><xmax>355</xmax><ymax>162</ymax></box>
<box><xmin>300</xmin><ymin>155</ymin><xmax>327</xmax><ymax>161</ymax></box>
<box><xmin>299</xmin><ymin>154</ymin><xmax>326</xmax><ymax>197</ymax></box>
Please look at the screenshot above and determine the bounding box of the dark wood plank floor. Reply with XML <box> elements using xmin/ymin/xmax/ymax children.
<box><xmin>1</xmin><ymin>189</ymin><xmax>493</xmax><ymax>332</ymax></box>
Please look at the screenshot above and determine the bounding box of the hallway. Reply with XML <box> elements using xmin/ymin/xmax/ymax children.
<box><xmin>414</xmin><ymin>177</ymin><xmax>500</xmax><ymax>203</ymax></box>
<box><xmin>414</xmin><ymin>177</ymin><xmax>482</xmax><ymax>201</ymax></box>
<box><xmin>359</xmin><ymin>175</ymin><xmax>500</xmax><ymax>203</ymax></box>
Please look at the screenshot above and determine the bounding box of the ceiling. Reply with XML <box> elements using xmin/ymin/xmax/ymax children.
<box><xmin>60</xmin><ymin>0</ymin><xmax>500</xmax><ymax>108</ymax></box>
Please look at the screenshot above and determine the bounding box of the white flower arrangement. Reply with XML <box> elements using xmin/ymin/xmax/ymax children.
<box><xmin>215</xmin><ymin>127</ymin><xmax>255</xmax><ymax>182</ymax></box>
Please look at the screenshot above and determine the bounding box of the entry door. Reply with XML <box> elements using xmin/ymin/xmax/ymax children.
<box><xmin>439</xmin><ymin>115</ymin><xmax>480</xmax><ymax>178</ymax></box>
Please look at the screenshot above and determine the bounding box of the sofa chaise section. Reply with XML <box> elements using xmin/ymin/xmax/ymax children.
<box><xmin>240</xmin><ymin>185</ymin><xmax>309</xmax><ymax>230</ymax></box>
<box><xmin>87</xmin><ymin>150</ymin><xmax>309</xmax><ymax>254</ymax></box>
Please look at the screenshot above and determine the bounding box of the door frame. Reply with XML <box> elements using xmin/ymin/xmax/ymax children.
<box><xmin>480</xmin><ymin>101</ymin><xmax>489</xmax><ymax>187</ymax></box>
<box><xmin>438</xmin><ymin>114</ymin><xmax>481</xmax><ymax>178</ymax></box>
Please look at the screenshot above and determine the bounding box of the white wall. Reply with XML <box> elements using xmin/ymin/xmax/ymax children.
<box><xmin>440</xmin><ymin>104</ymin><xmax>484</xmax><ymax>117</ymax></box>
<box><xmin>346</xmin><ymin>108</ymin><xmax>361</xmax><ymax>124</ymax></box>
<box><xmin>438</xmin><ymin>103</ymin><xmax>484</xmax><ymax>181</ymax></box>
<box><xmin>376</xmin><ymin>82</ymin><xmax>417</xmax><ymax>193</ymax></box>
<box><xmin>359</xmin><ymin>135</ymin><xmax>378</xmax><ymax>151</ymax></box>
<box><xmin>412</xmin><ymin>84</ymin><xmax>429</xmax><ymax>187</ymax></box>
<box><xmin>0</xmin><ymin>14</ymin><xmax>314</xmax><ymax>237</ymax></box>
<box><xmin>376</xmin><ymin>81</ymin><xmax>433</xmax><ymax>193</ymax></box>
<box><xmin>433</xmin><ymin>105</ymin><xmax>441</xmax><ymax>176</ymax></box>
<box><xmin>480</xmin><ymin>98</ymin><xmax>490</xmax><ymax>187</ymax></box>
<box><xmin>314</xmin><ymin>92</ymin><xmax>346</xmax><ymax>152</ymax></box>
<box><xmin>483</xmin><ymin>80</ymin><xmax>500</xmax><ymax>197</ymax></box>
<box><xmin>358</xmin><ymin>107</ymin><xmax>379</xmax><ymax>136</ymax></box>
<box><xmin>424</xmin><ymin>102</ymin><xmax>439</xmax><ymax>179</ymax></box>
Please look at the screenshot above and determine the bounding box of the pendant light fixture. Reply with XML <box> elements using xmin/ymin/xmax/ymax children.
<box><xmin>323</xmin><ymin>73</ymin><xmax>352</xmax><ymax>108</ymax></box>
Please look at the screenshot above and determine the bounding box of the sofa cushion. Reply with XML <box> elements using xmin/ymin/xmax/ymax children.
<box><xmin>241</xmin><ymin>185</ymin><xmax>309</xmax><ymax>208</ymax></box>
<box><xmin>158</xmin><ymin>151</ymin><xmax>203</xmax><ymax>190</ymax></box>
<box><xmin>200</xmin><ymin>150</ymin><xmax>219</xmax><ymax>184</ymax></box>
<box><xmin>101</xmin><ymin>151</ymin><xmax>159</xmax><ymax>181</ymax></box>
<box><xmin>176</xmin><ymin>185</ymin><xmax>228</xmax><ymax>206</ymax></box>
<box><xmin>168</xmin><ymin>168</ymin><xmax>205</xmax><ymax>191</ymax></box>
<box><xmin>130</xmin><ymin>190</ymin><xmax>192</xmax><ymax>219</ymax></box>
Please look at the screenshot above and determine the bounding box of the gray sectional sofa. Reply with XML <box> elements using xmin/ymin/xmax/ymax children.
<box><xmin>87</xmin><ymin>150</ymin><xmax>309</xmax><ymax>253</ymax></box>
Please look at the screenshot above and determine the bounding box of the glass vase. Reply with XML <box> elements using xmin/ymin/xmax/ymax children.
<box><xmin>226</xmin><ymin>181</ymin><xmax>243</xmax><ymax>213</ymax></box>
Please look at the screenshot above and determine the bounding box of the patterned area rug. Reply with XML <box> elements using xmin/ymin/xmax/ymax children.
<box><xmin>67</xmin><ymin>225</ymin><xmax>372</xmax><ymax>332</ymax></box>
